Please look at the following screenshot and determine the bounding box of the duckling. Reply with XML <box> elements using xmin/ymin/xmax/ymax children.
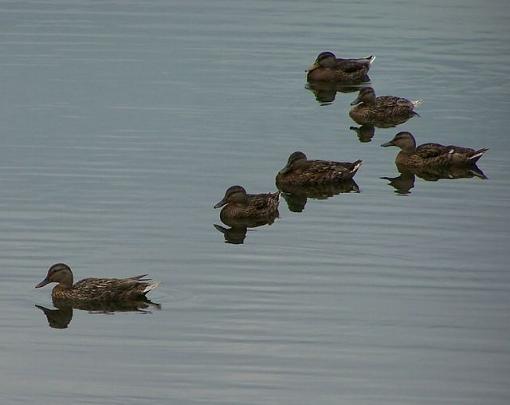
<box><xmin>276</xmin><ymin>151</ymin><xmax>362</xmax><ymax>187</ymax></box>
<box><xmin>307</xmin><ymin>51</ymin><xmax>375</xmax><ymax>83</ymax></box>
<box><xmin>214</xmin><ymin>185</ymin><xmax>279</xmax><ymax>227</ymax></box>
<box><xmin>35</xmin><ymin>263</ymin><xmax>159</xmax><ymax>302</ymax></box>
<box><xmin>381</xmin><ymin>131</ymin><xmax>488</xmax><ymax>168</ymax></box>
<box><xmin>349</xmin><ymin>87</ymin><xmax>421</xmax><ymax>126</ymax></box>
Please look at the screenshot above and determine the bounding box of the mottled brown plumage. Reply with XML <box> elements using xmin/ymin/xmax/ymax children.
<box><xmin>276</xmin><ymin>151</ymin><xmax>362</xmax><ymax>188</ymax></box>
<box><xmin>214</xmin><ymin>185</ymin><xmax>279</xmax><ymax>227</ymax></box>
<box><xmin>35</xmin><ymin>263</ymin><xmax>159</xmax><ymax>302</ymax></box>
<box><xmin>381</xmin><ymin>132</ymin><xmax>488</xmax><ymax>169</ymax></box>
<box><xmin>349</xmin><ymin>87</ymin><xmax>421</xmax><ymax>126</ymax></box>
<box><xmin>306</xmin><ymin>51</ymin><xmax>374</xmax><ymax>83</ymax></box>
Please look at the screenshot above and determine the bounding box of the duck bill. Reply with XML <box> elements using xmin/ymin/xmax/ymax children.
<box><xmin>306</xmin><ymin>62</ymin><xmax>320</xmax><ymax>72</ymax></box>
<box><xmin>381</xmin><ymin>141</ymin><xmax>394</xmax><ymax>147</ymax></box>
<box><xmin>35</xmin><ymin>277</ymin><xmax>50</xmax><ymax>288</ymax></box>
<box><xmin>214</xmin><ymin>198</ymin><xmax>227</xmax><ymax>209</ymax></box>
<box><xmin>350</xmin><ymin>96</ymin><xmax>362</xmax><ymax>106</ymax></box>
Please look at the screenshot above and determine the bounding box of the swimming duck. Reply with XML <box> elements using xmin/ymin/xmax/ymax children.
<box><xmin>214</xmin><ymin>185</ymin><xmax>279</xmax><ymax>227</ymax></box>
<box><xmin>307</xmin><ymin>51</ymin><xmax>375</xmax><ymax>83</ymax></box>
<box><xmin>35</xmin><ymin>263</ymin><xmax>159</xmax><ymax>302</ymax></box>
<box><xmin>381</xmin><ymin>131</ymin><xmax>488</xmax><ymax>168</ymax></box>
<box><xmin>349</xmin><ymin>87</ymin><xmax>421</xmax><ymax>126</ymax></box>
<box><xmin>276</xmin><ymin>151</ymin><xmax>362</xmax><ymax>187</ymax></box>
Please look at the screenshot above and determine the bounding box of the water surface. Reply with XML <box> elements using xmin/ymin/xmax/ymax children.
<box><xmin>1</xmin><ymin>0</ymin><xmax>509</xmax><ymax>404</ymax></box>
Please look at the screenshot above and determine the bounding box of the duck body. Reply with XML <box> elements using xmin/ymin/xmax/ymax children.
<box><xmin>214</xmin><ymin>185</ymin><xmax>279</xmax><ymax>227</ymax></box>
<box><xmin>36</xmin><ymin>263</ymin><xmax>159</xmax><ymax>302</ymax></box>
<box><xmin>349</xmin><ymin>87</ymin><xmax>421</xmax><ymax>126</ymax></box>
<box><xmin>276</xmin><ymin>151</ymin><xmax>362</xmax><ymax>188</ymax></box>
<box><xmin>307</xmin><ymin>51</ymin><xmax>374</xmax><ymax>83</ymax></box>
<box><xmin>382</xmin><ymin>132</ymin><xmax>488</xmax><ymax>169</ymax></box>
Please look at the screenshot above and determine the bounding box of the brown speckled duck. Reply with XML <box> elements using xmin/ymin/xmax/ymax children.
<box><xmin>276</xmin><ymin>151</ymin><xmax>362</xmax><ymax>187</ymax></box>
<box><xmin>381</xmin><ymin>131</ymin><xmax>488</xmax><ymax>168</ymax></box>
<box><xmin>214</xmin><ymin>185</ymin><xmax>279</xmax><ymax>227</ymax></box>
<box><xmin>349</xmin><ymin>87</ymin><xmax>422</xmax><ymax>126</ymax></box>
<box><xmin>35</xmin><ymin>263</ymin><xmax>159</xmax><ymax>302</ymax></box>
<box><xmin>307</xmin><ymin>51</ymin><xmax>375</xmax><ymax>83</ymax></box>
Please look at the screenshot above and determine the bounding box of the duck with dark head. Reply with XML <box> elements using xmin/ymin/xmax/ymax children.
<box><xmin>381</xmin><ymin>131</ymin><xmax>488</xmax><ymax>169</ymax></box>
<box><xmin>349</xmin><ymin>87</ymin><xmax>422</xmax><ymax>126</ymax></box>
<box><xmin>35</xmin><ymin>263</ymin><xmax>159</xmax><ymax>303</ymax></box>
<box><xmin>276</xmin><ymin>151</ymin><xmax>362</xmax><ymax>188</ymax></box>
<box><xmin>306</xmin><ymin>51</ymin><xmax>375</xmax><ymax>83</ymax></box>
<box><xmin>214</xmin><ymin>185</ymin><xmax>279</xmax><ymax>227</ymax></box>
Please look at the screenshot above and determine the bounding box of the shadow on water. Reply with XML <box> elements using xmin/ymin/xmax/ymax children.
<box><xmin>35</xmin><ymin>298</ymin><xmax>161</xmax><ymax>329</ymax></box>
<box><xmin>305</xmin><ymin>81</ymin><xmax>367</xmax><ymax>105</ymax></box>
<box><xmin>213</xmin><ymin>213</ymin><xmax>279</xmax><ymax>244</ymax></box>
<box><xmin>382</xmin><ymin>164</ymin><xmax>487</xmax><ymax>195</ymax></box>
<box><xmin>349</xmin><ymin>124</ymin><xmax>376</xmax><ymax>143</ymax></box>
<box><xmin>349</xmin><ymin>114</ymin><xmax>420</xmax><ymax>143</ymax></box>
<box><xmin>278</xmin><ymin>179</ymin><xmax>360</xmax><ymax>212</ymax></box>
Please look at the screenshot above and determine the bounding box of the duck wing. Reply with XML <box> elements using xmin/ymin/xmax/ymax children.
<box><xmin>415</xmin><ymin>143</ymin><xmax>450</xmax><ymax>159</ymax></box>
<box><xmin>73</xmin><ymin>276</ymin><xmax>159</xmax><ymax>300</ymax></box>
<box><xmin>247</xmin><ymin>192</ymin><xmax>279</xmax><ymax>210</ymax></box>
<box><xmin>304</xmin><ymin>159</ymin><xmax>362</xmax><ymax>181</ymax></box>
<box><xmin>336</xmin><ymin>56</ymin><xmax>375</xmax><ymax>72</ymax></box>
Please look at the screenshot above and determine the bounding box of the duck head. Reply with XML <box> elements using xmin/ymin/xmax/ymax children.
<box><xmin>214</xmin><ymin>185</ymin><xmax>248</xmax><ymax>208</ymax></box>
<box><xmin>36</xmin><ymin>263</ymin><xmax>74</xmax><ymax>289</ymax></box>
<box><xmin>307</xmin><ymin>51</ymin><xmax>337</xmax><ymax>72</ymax></box>
<box><xmin>350</xmin><ymin>87</ymin><xmax>376</xmax><ymax>105</ymax></box>
<box><xmin>279</xmin><ymin>151</ymin><xmax>308</xmax><ymax>175</ymax></box>
<box><xmin>381</xmin><ymin>131</ymin><xmax>417</xmax><ymax>153</ymax></box>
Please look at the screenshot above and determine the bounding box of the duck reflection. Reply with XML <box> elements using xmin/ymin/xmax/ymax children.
<box><xmin>279</xmin><ymin>179</ymin><xmax>360</xmax><ymax>212</ymax></box>
<box><xmin>349</xmin><ymin>125</ymin><xmax>375</xmax><ymax>143</ymax></box>
<box><xmin>36</xmin><ymin>298</ymin><xmax>160</xmax><ymax>329</ymax></box>
<box><xmin>306</xmin><ymin>81</ymin><xmax>364</xmax><ymax>105</ymax></box>
<box><xmin>382</xmin><ymin>164</ymin><xmax>487</xmax><ymax>195</ymax></box>
<box><xmin>213</xmin><ymin>211</ymin><xmax>279</xmax><ymax>244</ymax></box>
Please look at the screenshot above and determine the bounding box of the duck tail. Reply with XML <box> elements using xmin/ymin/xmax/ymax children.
<box><xmin>469</xmin><ymin>165</ymin><xmax>488</xmax><ymax>179</ymax></box>
<box><xmin>412</xmin><ymin>99</ymin><xmax>423</xmax><ymax>108</ymax></box>
<box><xmin>366</xmin><ymin>55</ymin><xmax>376</xmax><ymax>64</ymax></box>
<box><xmin>468</xmin><ymin>148</ymin><xmax>488</xmax><ymax>163</ymax></box>
<box><xmin>351</xmin><ymin>160</ymin><xmax>363</xmax><ymax>174</ymax></box>
<box><xmin>143</xmin><ymin>282</ymin><xmax>159</xmax><ymax>294</ymax></box>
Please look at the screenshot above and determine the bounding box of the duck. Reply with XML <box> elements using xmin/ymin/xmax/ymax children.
<box><xmin>381</xmin><ymin>131</ymin><xmax>488</xmax><ymax>168</ymax></box>
<box><xmin>306</xmin><ymin>51</ymin><xmax>375</xmax><ymax>83</ymax></box>
<box><xmin>276</xmin><ymin>151</ymin><xmax>362</xmax><ymax>187</ymax></box>
<box><xmin>349</xmin><ymin>87</ymin><xmax>422</xmax><ymax>126</ymax></box>
<box><xmin>35</xmin><ymin>263</ymin><xmax>159</xmax><ymax>302</ymax></box>
<box><xmin>214</xmin><ymin>185</ymin><xmax>279</xmax><ymax>227</ymax></box>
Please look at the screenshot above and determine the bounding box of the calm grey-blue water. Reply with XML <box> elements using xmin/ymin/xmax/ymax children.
<box><xmin>1</xmin><ymin>0</ymin><xmax>509</xmax><ymax>404</ymax></box>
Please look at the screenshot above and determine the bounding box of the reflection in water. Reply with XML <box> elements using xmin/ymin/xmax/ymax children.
<box><xmin>306</xmin><ymin>81</ymin><xmax>365</xmax><ymax>105</ymax></box>
<box><xmin>350</xmin><ymin>125</ymin><xmax>375</xmax><ymax>143</ymax></box>
<box><xmin>36</xmin><ymin>298</ymin><xmax>161</xmax><ymax>329</ymax></box>
<box><xmin>382</xmin><ymin>164</ymin><xmax>487</xmax><ymax>195</ymax></box>
<box><xmin>214</xmin><ymin>224</ymin><xmax>247</xmax><ymax>244</ymax></box>
<box><xmin>279</xmin><ymin>180</ymin><xmax>359</xmax><ymax>212</ymax></box>
<box><xmin>213</xmin><ymin>212</ymin><xmax>278</xmax><ymax>244</ymax></box>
